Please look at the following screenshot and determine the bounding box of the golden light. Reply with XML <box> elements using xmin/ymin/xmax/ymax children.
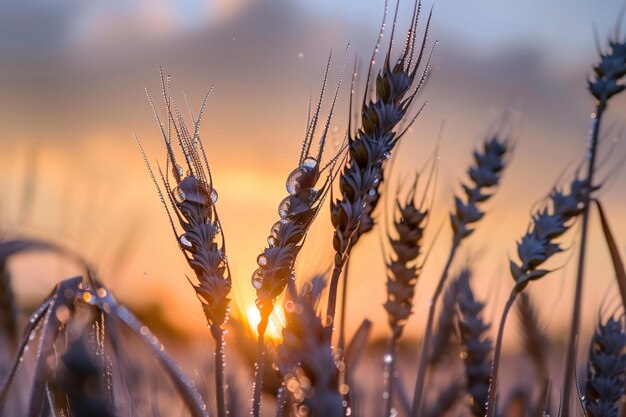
<box><xmin>245</xmin><ymin>304</ymin><xmax>286</xmax><ymax>342</ymax></box>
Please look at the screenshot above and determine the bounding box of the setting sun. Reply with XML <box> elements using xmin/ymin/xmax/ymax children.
<box><xmin>244</xmin><ymin>303</ymin><xmax>286</xmax><ymax>342</ymax></box>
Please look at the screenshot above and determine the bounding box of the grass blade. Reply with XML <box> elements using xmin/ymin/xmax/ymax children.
<box><xmin>593</xmin><ymin>199</ymin><xmax>626</xmax><ymax>309</ymax></box>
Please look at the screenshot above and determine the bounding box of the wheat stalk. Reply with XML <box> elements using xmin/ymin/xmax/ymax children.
<box><xmin>485</xmin><ymin>176</ymin><xmax>587</xmax><ymax>417</ymax></box>
<box><xmin>561</xmin><ymin>27</ymin><xmax>626</xmax><ymax>415</ymax></box>
<box><xmin>326</xmin><ymin>0</ymin><xmax>434</xmax><ymax>340</ymax></box>
<box><xmin>137</xmin><ymin>71</ymin><xmax>230</xmax><ymax>417</ymax></box>
<box><xmin>411</xmin><ymin>135</ymin><xmax>510</xmax><ymax>417</ymax></box>
<box><xmin>248</xmin><ymin>52</ymin><xmax>348</xmax><ymax>417</ymax></box>
<box><xmin>383</xmin><ymin>173</ymin><xmax>428</xmax><ymax>416</ymax></box>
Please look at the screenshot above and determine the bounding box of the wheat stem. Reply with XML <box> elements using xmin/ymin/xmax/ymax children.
<box><xmin>337</xmin><ymin>257</ymin><xmax>351</xmax><ymax>352</ymax></box>
<box><xmin>211</xmin><ymin>325</ymin><xmax>227</xmax><ymax>417</ymax></box>
<box><xmin>251</xmin><ymin>316</ymin><xmax>269</xmax><ymax>417</ymax></box>
<box><xmin>561</xmin><ymin>106</ymin><xmax>605</xmax><ymax>417</ymax></box>
<box><xmin>409</xmin><ymin>240</ymin><xmax>459</xmax><ymax>417</ymax></box>
<box><xmin>485</xmin><ymin>288</ymin><xmax>519</xmax><ymax>417</ymax></box>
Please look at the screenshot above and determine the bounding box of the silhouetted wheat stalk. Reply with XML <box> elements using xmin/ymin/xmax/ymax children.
<box><xmin>326</xmin><ymin>0</ymin><xmax>433</xmax><ymax>342</ymax></box>
<box><xmin>561</xmin><ymin>27</ymin><xmax>626</xmax><ymax>415</ymax></box>
<box><xmin>411</xmin><ymin>136</ymin><xmax>510</xmax><ymax>417</ymax></box>
<box><xmin>137</xmin><ymin>72</ymin><xmax>231</xmax><ymax>417</ymax></box>
<box><xmin>383</xmin><ymin>173</ymin><xmax>428</xmax><ymax>416</ymax></box>
<box><xmin>485</xmin><ymin>176</ymin><xmax>587</xmax><ymax>417</ymax></box>
<box><xmin>249</xmin><ymin>53</ymin><xmax>348</xmax><ymax>417</ymax></box>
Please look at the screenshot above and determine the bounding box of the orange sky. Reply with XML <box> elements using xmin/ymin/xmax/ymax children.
<box><xmin>1</xmin><ymin>0</ymin><xmax>626</xmax><ymax>346</ymax></box>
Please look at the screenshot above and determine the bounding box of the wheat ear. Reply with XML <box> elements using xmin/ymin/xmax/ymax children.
<box><xmin>383</xmin><ymin>173</ymin><xmax>428</xmax><ymax>416</ymax></box>
<box><xmin>456</xmin><ymin>269</ymin><xmax>493</xmax><ymax>417</ymax></box>
<box><xmin>583</xmin><ymin>315</ymin><xmax>626</xmax><ymax>417</ymax></box>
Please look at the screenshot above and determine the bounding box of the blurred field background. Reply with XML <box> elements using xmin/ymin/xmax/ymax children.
<box><xmin>0</xmin><ymin>0</ymin><xmax>625</xmax><ymax>349</ymax></box>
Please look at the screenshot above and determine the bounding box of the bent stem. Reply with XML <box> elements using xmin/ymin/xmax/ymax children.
<box><xmin>251</xmin><ymin>315</ymin><xmax>269</xmax><ymax>417</ymax></box>
<box><xmin>485</xmin><ymin>288</ymin><xmax>519</xmax><ymax>417</ymax></box>
<box><xmin>561</xmin><ymin>106</ymin><xmax>604</xmax><ymax>417</ymax></box>
<box><xmin>410</xmin><ymin>240</ymin><xmax>459</xmax><ymax>417</ymax></box>
<box><xmin>210</xmin><ymin>325</ymin><xmax>227</xmax><ymax>417</ymax></box>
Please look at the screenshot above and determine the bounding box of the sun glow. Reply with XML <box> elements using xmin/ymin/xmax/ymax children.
<box><xmin>245</xmin><ymin>304</ymin><xmax>286</xmax><ymax>342</ymax></box>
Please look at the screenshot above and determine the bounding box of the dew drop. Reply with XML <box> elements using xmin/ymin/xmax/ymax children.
<box><xmin>373</xmin><ymin>176</ymin><xmax>380</xmax><ymax>185</ymax></box>
<box><xmin>271</xmin><ymin>221</ymin><xmax>284</xmax><ymax>238</ymax></box>
<box><xmin>251</xmin><ymin>270</ymin><xmax>264</xmax><ymax>290</ymax></box>
<box><xmin>286</xmin><ymin>167</ymin><xmax>308</xmax><ymax>195</ymax></box>
<box><xmin>368</xmin><ymin>188</ymin><xmax>377</xmax><ymax>196</ymax></box>
<box><xmin>285</xmin><ymin>300</ymin><xmax>295</xmax><ymax>313</ymax></box>
<box><xmin>278</xmin><ymin>196</ymin><xmax>292</xmax><ymax>219</ymax></box>
<box><xmin>383</xmin><ymin>353</ymin><xmax>393</xmax><ymax>364</ymax></box>
<box><xmin>176</xmin><ymin>164</ymin><xmax>184</xmax><ymax>178</ymax></box>
<box><xmin>210</xmin><ymin>188</ymin><xmax>218</xmax><ymax>203</ymax></box>
<box><xmin>267</xmin><ymin>236</ymin><xmax>278</xmax><ymax>247</ymax></box>
<box><xmin>180</xmin><ymin>234</ymin><xmax>193</xmax><ymax>248</ymax></box>
<box><xmin>383</xmin><ymin>151</ymin><xmax>391</xmax><ymax>160</ymax></box>
<box><xmin>301</xmin><ymin>157</ymin><xmax>317</xmax><ymax>170</ymax></box>
<box><xmin>257</xmin><ymin>254</ymin><xmax>268</xmax><ymax>266</ymax></box>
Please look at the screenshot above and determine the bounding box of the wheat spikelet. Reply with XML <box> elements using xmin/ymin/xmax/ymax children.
<box><xmin>384</xmin><ymin>174</ymin><xmax>428</xmax><ymax>339</ymax></box>
<box><xmin>450</xmin><ymin>137</ymin><xmax>508</xmax><ymax>243</ymax></box>
<box><xmin>583</xmin><ymin>315</ymin><xmax>626</xmax><ymax>417</ymax></box>
<box><xmin>456</xmin><ymin>269</ymin><xmax>493</xmax><ymax>417</ymax></box>
<box><xmin>589</xmin><ymin>36</ymin><xmax>626</xmax><ymax>111</ymax></box>
<box><xmin>382</xmin><ymin>173</ymin><xmax>428</xmax><ymax>416</ymax></box>
<box><xmin>509</xmin><ymin>177</ymin><xmax>588</xmax><ymax>292</ymax></box>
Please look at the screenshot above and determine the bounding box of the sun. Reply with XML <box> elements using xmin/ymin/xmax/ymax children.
<box><xmin>245</xmin><ymin>304</ymin><xmax>286</xmax><ymax>342</ymax></box>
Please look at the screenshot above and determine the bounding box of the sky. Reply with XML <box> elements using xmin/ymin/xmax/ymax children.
<box><xmin>1</xmin><ymin>0</ymin><xmax>625</xmax><ymax>346</ymax></box>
